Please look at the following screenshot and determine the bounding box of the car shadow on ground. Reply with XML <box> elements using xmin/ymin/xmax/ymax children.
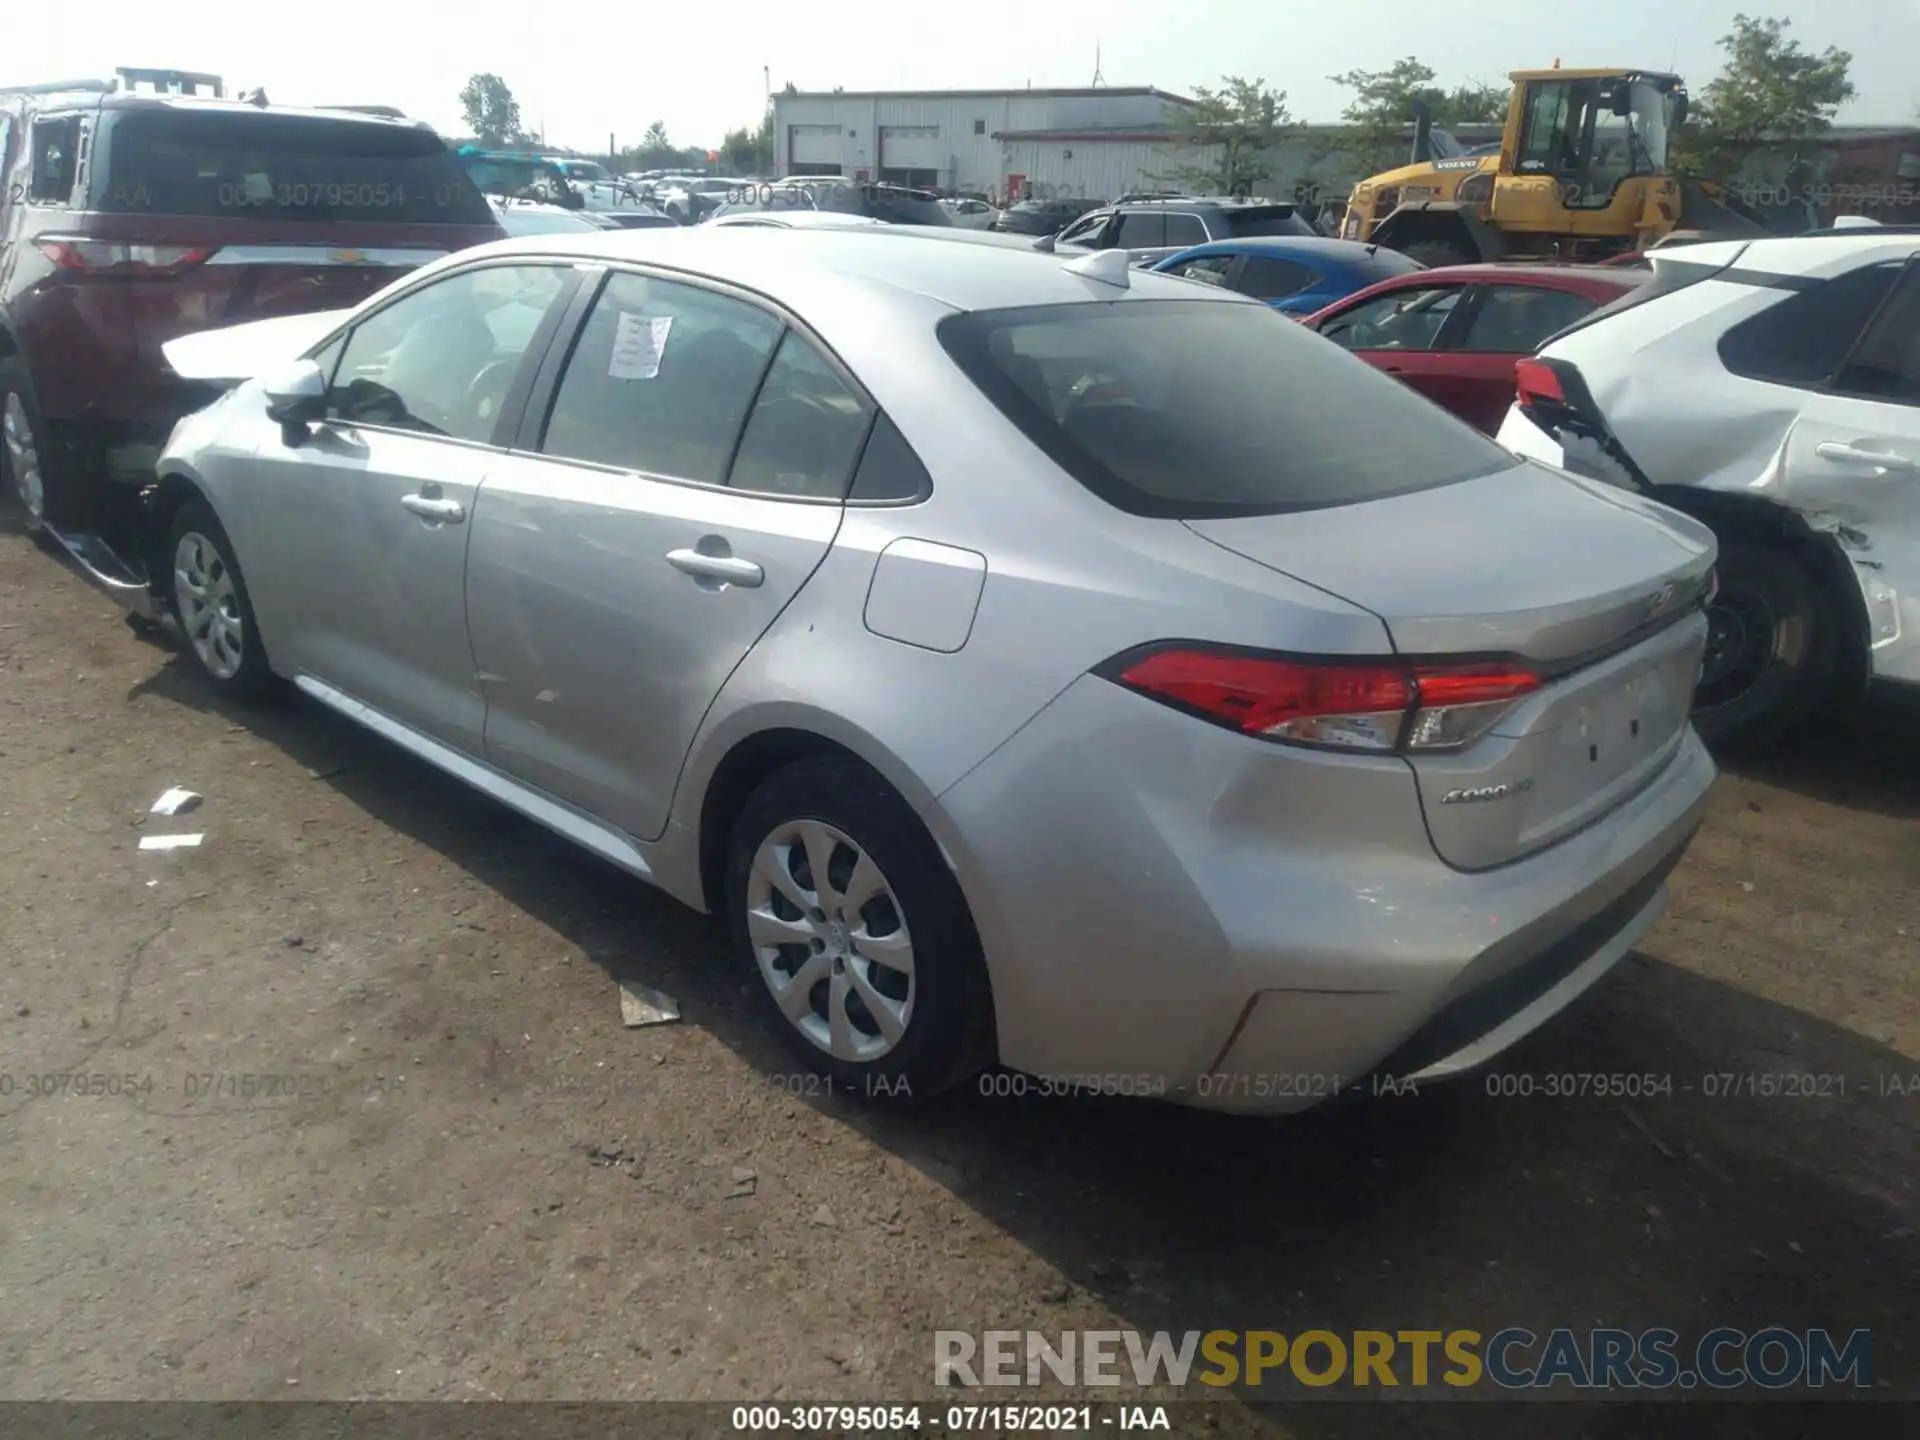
<box><xmin>130</xmin><ymin>652</ymin><xmax>1916</xmax><ymax>1436</ymax></box>
<box><xmin>1713</xmin><ymin>710</ymin><xmax>1920</xmax><ymax>822</ymax></box>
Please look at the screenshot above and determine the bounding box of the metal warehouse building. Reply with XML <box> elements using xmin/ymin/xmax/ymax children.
<box><xmin>771</xmin><ymin>86</ymin><xmax>1203</xmax><ymax>201</ymax></box>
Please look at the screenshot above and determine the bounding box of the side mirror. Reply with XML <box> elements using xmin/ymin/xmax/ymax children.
<box><xmin>1671</xmin><ymin>94</ymin><xmax>1690</xmax><ymax>128</ymax></box>
<box><xmin>262</xmin><ymin>358</ymin><xmax>327</xmax><ymax>442</ymax></box>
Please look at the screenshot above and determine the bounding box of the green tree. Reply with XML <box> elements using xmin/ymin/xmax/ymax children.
<box><xmin>459</xmin><ymin>73</ymin><xmax>524</xmax><ymax>148</ymax></box>
<box><xmin>1675</xmin><ymin>13</ymin><xmax>1855</xmax><ymax>184</ymax></box>
<box><xmin>720</xmin><ymin>107</ymin><xmax>775</xmax><ymax>175</ymax></box>
<box><xmin>1162</xmin><ymin>77</ymin><xmax>1290</xmax><ymax>194</ymax></box>
<box><xmin>1330</xmin><ymin>58</ymin><xmax>1509</xmax><ymax>176</ymax></box>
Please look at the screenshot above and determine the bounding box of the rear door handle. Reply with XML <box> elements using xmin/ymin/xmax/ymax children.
<box><xmin>1815</xmin><ymin>442</ymin><xmax>1915</xmax><ymax>471</ymax></box>
<box><xmin>401</xmin><ymin>494</ymin><xmax>466</xmax><ymax>523</ymax></box>
<box><xmin>667</xmin><ymin>549</ymin><xmax>764</xmax><ymax>588</ymax></box>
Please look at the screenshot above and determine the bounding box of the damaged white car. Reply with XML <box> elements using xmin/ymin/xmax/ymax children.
<box><xmin>1498</xmin><ymin>224</ymin><xmax>1920</xmax><ymax>743</ymax></box>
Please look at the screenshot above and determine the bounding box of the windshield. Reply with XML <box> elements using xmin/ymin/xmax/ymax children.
<box><xmin>939</xmin><ymin>299</ymin><xmax>1512</xmax><ymax>518</ymax></box>
<box><xmin>560</xmin><ymin>161</ymin><xmax>611</xmax><ymax>182</ymax></box>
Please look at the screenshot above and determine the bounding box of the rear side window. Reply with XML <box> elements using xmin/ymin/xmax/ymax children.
<box><xmin>541</xmin><ymin>271</ymin><xmax>782</xmax><ymax>483</ymax></box>
<box><xmin>1718</xmin><ymin>262</ymin><xmax>1903</xmax><ymax>388</ymax></box>
<box><xmin>1221</xmin><ymin>206</ymin><xmax>1313</xmax><ymax>239</ymax></box>
<box><xmin>1163</xmin><ymin>213</ymin><xmax>1208</xmax><ymax>247</ymax></box>
<box><xmin>1458</xmin><ymin>286</ymin><xmax>1599</xmax><ymax>353</ymax></box>
<box><xmin>93</xmin><ymin>111</ymin><xmax>494</xmax><ymax>224</ymax></box>
<box><xmin>1113</xmin><ymin>213</ymin><xmax>1166</xmax><ymax>249</ymax></box>
<box><xmin>728</xmin><ymin>332</ymin><xmax>873</xmax><ymax>498</ymax></box>
<box><xmin>939</xmin><ymin>299</ymin><xmax>1513</xmax><ymax>519</ymax></box>
<box><xmin>1833</xmin><ymin>262</ymin><xmax>1920</xmax><ymax>405</ymax></box>
<box><xmin>29</xmin><ymin>117</ymin><xmax>81</xmax><ymax>203</ymax></box>
<box><xmin>1237</xmin><ymin>256</ymin><xmax>1314</xmax><ymax>300</ymax></box>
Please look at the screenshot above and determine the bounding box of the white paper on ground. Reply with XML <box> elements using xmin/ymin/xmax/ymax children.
<box><xmin>140</xmin><ymin>834</ymin><xmax>204</xmax><ymax>851</ymax></box>
<box><xmin>609</xmin><ymin>313</ymin><xmax>673</xmax><ymax>380</ymax></box>
<box><xmin>619</xmin><ymin>977</ymin><xmax>681</xmax><ymax>1027</ymax></box>
<box><xmin>151</xmin><ymin>787</ymin><xmax>203</xmax><ymax>817</ymax></box>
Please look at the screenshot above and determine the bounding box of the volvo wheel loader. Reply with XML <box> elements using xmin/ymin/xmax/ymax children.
<box><xmin>1341</xmin><ymin>67</ymin><xmax>1773</xmax><ymax>265</ymax></box>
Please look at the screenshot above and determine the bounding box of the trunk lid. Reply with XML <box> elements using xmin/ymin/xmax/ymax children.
<box><xmin>1186</xmin><ymin>460</ymin><xmax>1716</xmax><ymax>869</ymax></box>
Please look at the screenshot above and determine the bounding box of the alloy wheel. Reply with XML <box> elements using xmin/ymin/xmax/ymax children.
<box><xmin>173</xmin><ymin>531</ymin><xmax>246</xmax><ymax>680</ymax></box>
<box><xmin>744</xmin><ymin>818</ymin><xmax>915</xmax><ymax>1063</ymax></box>
<box><xmin>3</xmin><ymin>393</ymin><xmax>43</xmax><ymax>525</ymax></box>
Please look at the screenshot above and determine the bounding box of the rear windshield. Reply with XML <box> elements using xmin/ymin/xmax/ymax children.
<box><xmin>938</xmin><ymin>299</ymin><xmax>1514</xmax><ymax>518</ymax></box>
<box><xmin>95</xmin><ymin>111</ymin><xmax>494</xmax><ymax>225</ymax></box>
<box><xmin>1221</xmin><ymin>206</ymin><xmax>1316</xmax><ymax>239</ymax></box>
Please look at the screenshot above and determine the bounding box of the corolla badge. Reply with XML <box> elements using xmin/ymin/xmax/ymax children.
<box><xmin>1440</xmin><ymin>778</ymin><xmax>1535</xmax><ymax>805</ymax></box>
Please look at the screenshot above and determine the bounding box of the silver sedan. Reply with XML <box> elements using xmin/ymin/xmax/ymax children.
<box><xmin>150</xmin><ymin>227</ymin><xmax>1717</xmax><ymax>1110</ymax></box>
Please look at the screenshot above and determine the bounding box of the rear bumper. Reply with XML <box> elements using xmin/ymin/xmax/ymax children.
<box><xmin>923</xmin><ymin>674</ymin><xmax>1715</xmax><ymax>1114</ymax></box>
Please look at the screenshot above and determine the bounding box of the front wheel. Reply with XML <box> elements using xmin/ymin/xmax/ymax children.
<box><xmin>725</xmin><ymin>756</ymin><xmax>993</xmax><ymax>1100</ymax></box>
<box><xmin>166</xmin><ymin>501</ymin><xmax>278</xmax><ymax>699</ymax></box>
<box><xmin>1692</xmin><ymin>536</ymin><xmax>1835</xmax><ymax>745</ymax></box>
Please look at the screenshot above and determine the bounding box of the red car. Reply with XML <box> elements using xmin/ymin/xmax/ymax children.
<box><xmin>1301</xmin><ymin>264</ymin><xmax>1647</xmax><ymax>433</ymax></box>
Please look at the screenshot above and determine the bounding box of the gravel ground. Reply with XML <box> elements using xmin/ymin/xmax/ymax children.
<box><xmin>0</xmin><ymin>510</ymin><xmax>1913</xmax><ymax>1436</ymax></box>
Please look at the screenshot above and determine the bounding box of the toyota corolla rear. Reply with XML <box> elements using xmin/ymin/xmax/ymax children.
<box><xmin>18</xmin><ymin>100</ymin><xmax>502</xmax><ymax>482</ymax></box>
<box><xmin>919</xmin><ymin>291</ymin><xmax>1717</xmax><ymax>1112</ymax></box>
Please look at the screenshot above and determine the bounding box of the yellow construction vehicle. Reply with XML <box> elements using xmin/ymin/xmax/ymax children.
<box><xmin>1341</xmin><ymin>67</ymin><xmax>1770</xmax><ymax>265</ymax></box>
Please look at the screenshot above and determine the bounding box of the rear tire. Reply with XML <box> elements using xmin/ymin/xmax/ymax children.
<box><xmin>1401</xmin><ymin>239</ymin><xmax>1475</xmax><ymax>268</ymax></box>
<box><xmin>724</xmin><ymin>755</ymin><xmax>994</xmax><ymax>1102</ymax></box>
<box><xmin>1692</xmin><ymin>536</ymin><xmax>1835</xmax><ymax>746</ymax></box>
<box><xmin>0</xmin><ymin>358</ymin><xmax>71</xmax><ymax>534</ymax></box>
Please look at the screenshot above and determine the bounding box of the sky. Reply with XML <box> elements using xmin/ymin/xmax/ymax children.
<box><xmin>11</xmin><ymin>1</ymin><xmax>1917</xmax><ymax>152</ymax></box>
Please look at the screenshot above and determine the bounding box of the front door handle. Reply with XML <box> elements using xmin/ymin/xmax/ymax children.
<box><xmin>1815</xmin><ymin>442</ymin><xmax>1915</xmax><ymax>472</ymax></box>
<box><xmin>401</xmin><ymin>494</ymin><xmax>467</xmax><ymax>523</ymax></box>
<box><xmin>667</xmin><ymin>548</ymin><xmax>764</xmax><ymax>588</ymax></box>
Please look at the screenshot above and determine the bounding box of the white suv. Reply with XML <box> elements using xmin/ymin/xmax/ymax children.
<box><xmin>1497</xmin><ymin>226</ymin><xmax>1920</xmax><ymax>744</ymax></box>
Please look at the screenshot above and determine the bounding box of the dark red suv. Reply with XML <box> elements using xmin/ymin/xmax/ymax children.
<box><xmin>0</xmin><ymin>70</ymin><xmax>503</xmax><ymax>566</ymax></box>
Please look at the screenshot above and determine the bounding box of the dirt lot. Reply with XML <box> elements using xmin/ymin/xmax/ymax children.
<box><xmin>0</xmin><ymin>509</ymin><xmax>1913</xmax><ymax>1434</ymax></box>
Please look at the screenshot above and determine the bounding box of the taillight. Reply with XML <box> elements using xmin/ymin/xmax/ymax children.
<box><xmin>35</xmin><ymin>239</ymin><xmax>215</xmax><ymax>276</ymax></box>
<box><xmin>1513</xmin><ymin>357</ymin><xmax>1566</xmax><ymax>408</ymax></box>
<box><xmin>1108</xmin><ymin>647</ymin><xmax>1540</xmax><ymax>753</ymax></box>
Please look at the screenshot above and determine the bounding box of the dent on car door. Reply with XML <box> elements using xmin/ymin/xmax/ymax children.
<box><xmin>465</xmin><ymin>269</ymin><xmax>865</xmax><ymax>841</ymax></box>
<box><xmin>242</xmin><ymin>261</ymin><xmax>573</xmax><ymax>750</ymax></box>
<box><xmin>1779</xmin><ymin>260</ymin><xmax>1920</xmax><ymax>683</ymax></box>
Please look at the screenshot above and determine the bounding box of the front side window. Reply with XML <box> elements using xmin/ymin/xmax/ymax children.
<box><xmin>1457</xmin><ymin>286</ymin><xmax>1598</xmax><ymax>353</ymax></box>
<box><xmin>540</xmin><ymin>271</ymin><xmax>782</xmax><ymax>483</ymax></box>
<box><xmin>1317</xmin><ymin>285</ymin><xmax>1464</xmax><ymax>351</ymax></box>
<box><xmin>1833</xmin><ymin>263</ymin><xmax>1920</xmax><ymax>405</ymax></box>
<box><xmin>328</xmin><ymin>264</ymin><xmax>567</xmax><ymax>441</ymax></box>
<box><xmin>939</xmin><ymin>299</ymin><xmax>1511</xmax><ymax>518</ymax></box>
<box><xmin>1057</xmin><ymin>211</ymin><xmax>1110</xmax><ymax>245</ymax></box>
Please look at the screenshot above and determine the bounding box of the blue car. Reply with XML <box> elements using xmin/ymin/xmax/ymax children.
<box><xmin>1150</xmin><ymin>236</ymin><xmax>1425</xmax><ymax>316</ymax></box>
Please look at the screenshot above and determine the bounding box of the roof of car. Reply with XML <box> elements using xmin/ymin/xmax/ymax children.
<box><xmin>1156</xmin><ymin>236</ymin><xmax>1415</xmax><ymax>266</ymax></box>
<box><xmin>450</xmin><ymin>225</ymin><xmax>1252</xmax><ymax>314</ymax></box>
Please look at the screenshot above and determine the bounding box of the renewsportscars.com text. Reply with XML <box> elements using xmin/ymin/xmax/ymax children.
<box><xmin>934</xmin><ymin>1327</ymin><xmax>1873</xmax><ymax>1391</ymax></box>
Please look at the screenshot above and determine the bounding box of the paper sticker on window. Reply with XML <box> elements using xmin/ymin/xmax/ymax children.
<box><xmin>243</xmin><ymin>171</ymin><xmax>273</xmax><ymax>202</ymax></box>
<box><xmin>610</xmin><ymin>313</ymin><xmax>674</xmax><ymax>380</ymax></box>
